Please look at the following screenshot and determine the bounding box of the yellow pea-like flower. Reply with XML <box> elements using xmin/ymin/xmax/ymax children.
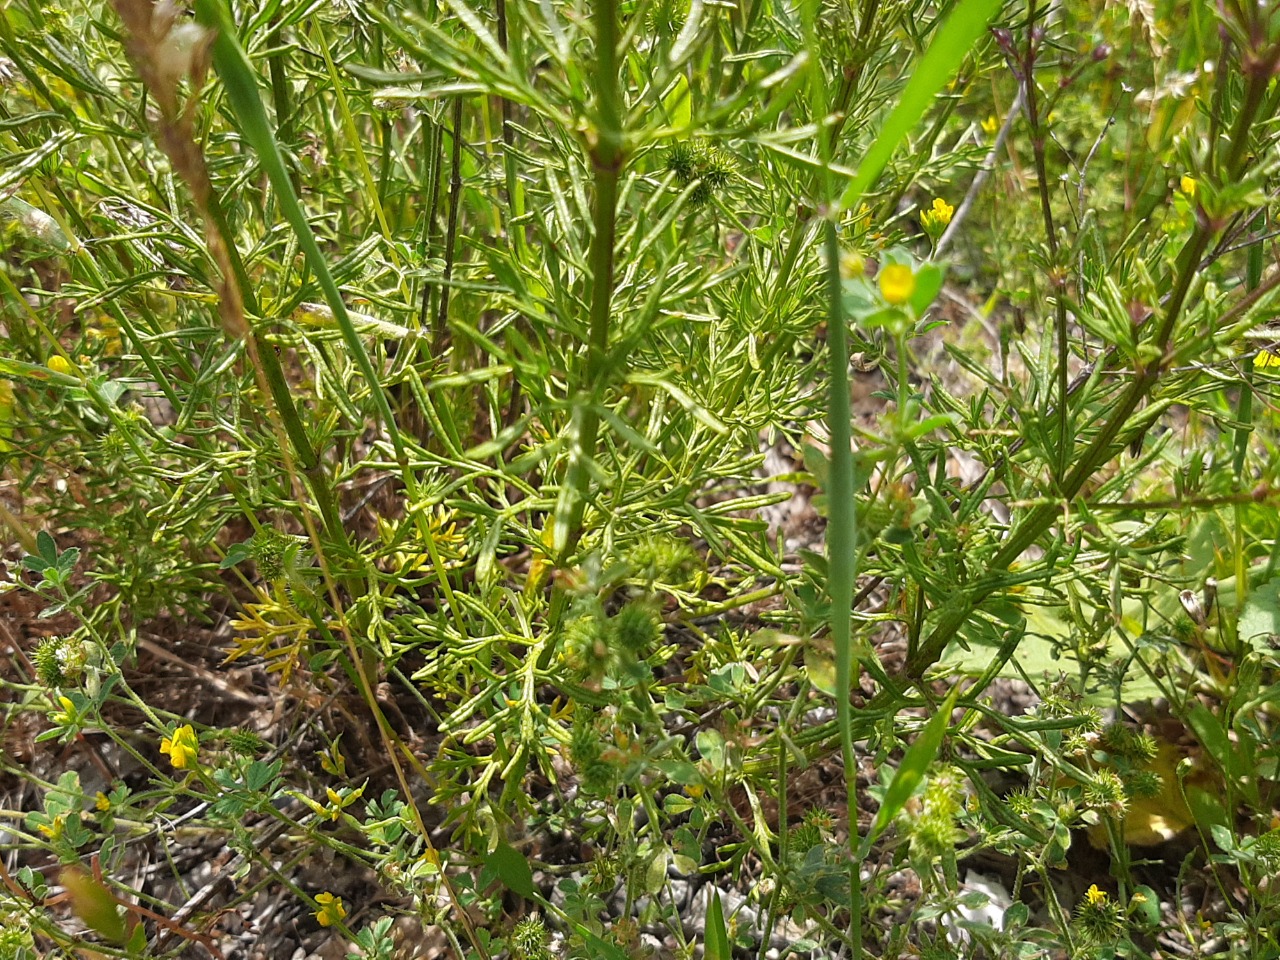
<box><xmin>47</xmin><ymin>355</ymin><xmax>75</xmax><ymax>376</ymax></box>
<box><xmin>160</xmin><ymin>724</ymin><xmax>199</xmax><ymax>770</ymax></box>
<box><xmin>314</xmin><ymin>892</ymin><xmax>347</xmax><ymax>927</ymax></box>
<box><xmin>920</xmin><ymin>197</ymin><xmax>954</xmax><ymax>237</ymax></box>
<box><xmin>878</xmin><ymin>264</ymin><xmax>916</xmax><ymax>306</ymax></box>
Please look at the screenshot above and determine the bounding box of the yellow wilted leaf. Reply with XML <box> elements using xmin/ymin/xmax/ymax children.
<box><xmin>61</xmin><ymin>866</ymin><xmax>128</xmax><ymax>944</ymax></box>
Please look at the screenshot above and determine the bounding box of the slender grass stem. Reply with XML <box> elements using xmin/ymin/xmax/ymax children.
<box><xmin>267</xmin><ymin>14</ymin><xmax>299</xmax><ymax>197</ymax></box>
<box><xmin>1019</xmin><ymin>0</ymin><xmax>1073</xmax><ymax>481</ymax></box>
<box><xmin>434</xmin><ymin>95</ymin><xmax>465</xmax><ymax>355</ymax></box>
<box><xmin>418</xmin><ymin>114</ymin><xmax>445</xmax><ymax>332</ymax></box>
<box><xmin>824</xmin><ymin>218</ymin><xmax>863</xmax><ymax>956</ymax></box>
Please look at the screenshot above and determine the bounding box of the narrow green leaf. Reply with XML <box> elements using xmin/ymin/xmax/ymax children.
<box><xmin>0</xmin><ymin>128</ymin><xmax>76</xmax><ymax>196</ymax></box>
<box><xmin>704</xmin><ymin>889</ymin><xmax>731</xmax><ymax>960</ymax></box>
<box><xmin>192</xmin><ymin>0</ymin><xmax>400</xmax><ymax>456</ymax></box>
<box><xmin>662</xmin><ymin>73</ymin><xmax>692</xmax><ymax>128</ymax></box>
<box><xmin>627</xmin><ymin>372</ymin><xmax>727</xmax><ymax>433</ymax></box>
<box><xmin>442</xmin><ymin>0</ymin><xmax>512</xmax><ymax>68</ymax></box>
<box><xmin>860</xmin><ymin>684</ymin><xmax>961</xmax><ymax>857</ymax></box>
<box><xmin>839</xmin><ymin>0</ymin><xmax>1002</xmax><ymax>210</ymax></box>
<box><xmin>1185</xmin><ymin>704</ymin><xmax>1233</xmax><ymax>776</ymax></box>
<box><xmin>579</xmin><ymin>929</ymin><xmax>633</xmax><ymax>960</ymax></box>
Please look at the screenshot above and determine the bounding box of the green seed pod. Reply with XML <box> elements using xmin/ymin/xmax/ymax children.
<box><xmin>249</xmin><ymin>528</ymin><xmax>299</xmax><ymax>582</ymax></box>
<box><xmin>510</xmin><ymin>915</ymin><xmax>552</xmax><ymax>960</ymax></box>
<box><xmin>33</xmin><ymin>636</ymin><xmax>86</xmax><ymax>688</ymax></box>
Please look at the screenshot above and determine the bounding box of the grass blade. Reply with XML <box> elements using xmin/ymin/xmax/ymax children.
<box><xmin>859</xmin><ymin>685</ymin><xmax>961</xmax><ymax>859</ymax></box>
<box><xmin>705</xmin><ymin>889</ymin><xmax>731</xmax><ymax>960</ymax></box>
<box><xmin>192</xmin><ymin>0</ymin><xmax>401</xmax><ymax>458</ymax></box>
<box><xmin>838</xmin><ymin>0</ymin><xmax>1003</xmax><ymax>211</ymax></box>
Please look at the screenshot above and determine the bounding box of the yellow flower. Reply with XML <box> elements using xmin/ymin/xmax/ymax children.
<box><xmin>920</xmin><ymin>197</ymin><xmax>954</xmax><ymax>237</ymax></box>
<box><xmin>95</xmin><ymin>792</ymin><xmax>111</xmax><ymax>812</ymax></box>
<box><xmin>1180</xmin><ymin>174</ymin><xmax>1197</xmax><ymax>197</ymax></box>
<box><xmin>160</xmin><ymin>724</ymin><xmax>199</xmax><ymax>770</ymax></box>
<box><xmin>51</xmin><ymin>695</ymin><xmax>77</xmax><ymax>725</ymax></box>
<box><xmin>1257</xmin><ymin>349</ymin><xmax>1280</xmax><ymax>370</ymax></box>
<box><xmin>878</xmin><ymin>263</ymin><xmax>916</xmax><ymax>306</ymax></box>
<box><xmin>38</xmin><ymin>814</ymin><xmax>65</xmax><ymax>840</ymax></box>
<box><xmin>319</xmin><ymin>740</ymin><xmax>347</xmax><ymax>778</ymax></box>
<box><xmin>314</xmin><ymin>892</ymin><xmax>346</xmax><ymax>927</ymax></box>
<box><xmin>1084</xmin><ymin>884</ymin><xmax>1108</xmax><ymax>907</ymax></box>
<box><xmin>47</xmin><ymin>355</ymin><xmax>75</xmax><ymax>376</ymax></box>
<box><xmin>318</xmin><ymin>782</ymin><xmax>367</xmax><ymax>821</ymax></box>
<box><xmin>981</xmin><ymin>114</ymin><xmax>1000</xmax><ymax>136</ymax></box>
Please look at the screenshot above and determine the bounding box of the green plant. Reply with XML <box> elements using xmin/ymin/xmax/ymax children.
<box><xmin>4</xmin><ymin>0</ymin><xmax>1280</xmax><ymax>956</ymax></box>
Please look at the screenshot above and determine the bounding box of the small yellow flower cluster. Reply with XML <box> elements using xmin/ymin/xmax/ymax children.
<box><xmin>920</xmin><ymin>197</ymin><xmax>954</xmax><ymax>238</ymax></box>
<box><xmin>1162</xmin><ymin>173</ymin><xmax>1200</xmax><ymax>238</ymax></box>
<box><xmin>291</xmin><ymin>782</ymin><xmax>367</xmax><ymax>822</ymax></box>
<box><xmin>160</xmin><ymin>724</ymin><xmax>199</xmax><ymax>770</ymax></box>
<box><xmin>1075</xmin><ymin>882</ymin><xmax>1124</xmax><ymax>940</ymax></box>
<box><xmin>314</xmin><ymin>892</ymin><xmax>347</xmax><ymax>927</ymax></box>
<box><xmin>319</xmin><ymin>739</ymin><xmax>347</xmax><ymax>777</ymax></box>
<box><xmin>323</xmin><ymin>783</ymin><xmax>366</xmax><ymax>821</ymax></box>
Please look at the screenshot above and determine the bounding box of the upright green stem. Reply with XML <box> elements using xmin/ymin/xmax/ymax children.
<box><xmin>417</xmin><ymin>116</ymin><xmax>445</xmax><ymax>331</ymax></box>
<box><xmin>266</xmin><ymin>15</ymin><xmax>299</xmax><ymax>197</ymax></box>
<box><xmin>201</xmin><ymin>189</ymin><xmax>345</xmax><ymax>543</ymax></box>
<box><xmin>553</xmin><ymin>0</ymin><xmax>624</xmax><ymax>560</ymax></box>
<box><xmin>587</xmin><ymin>0</ymin><xmax>622</xmax><ymax>360</ymax></box>
<box><xmin>495</xmin><ymin>0</ymin><xmax>526</xmax><ymax>429</ymax></box>
<box><xmin>1020</xmin><ymin>0</ymin><xmax>1071</xmax><ymax>480</ymax></box>
<box><xmin>825</xmin><ymin>0</ymin><xmax>880</xmax><ymax>150</ymax></box>
<box><xmin>433</xmin><ymin>96</ymin><xmax>465</xmax><ymax>354</ymax></box>
<box><xmin>824</xmin><ymin>219</ymin><xmax>863</xmax><ymax>957</ymax></box>
<box><xmin>495</xmin><ymin>0</ymin><xmax>515</xmax><ymax>201</ymax></box>
<box><xmin>1228</xmin><ymin>218</ymin><xmax>1264</xmax><ymax>623</ymax></box>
